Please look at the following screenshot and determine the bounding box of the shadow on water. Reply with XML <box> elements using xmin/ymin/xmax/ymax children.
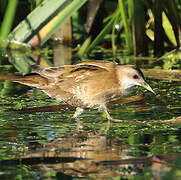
<box><xmin>0</xmin><ymin>51</ymin><xmax>180</xmax><ymax>179</ymax></box>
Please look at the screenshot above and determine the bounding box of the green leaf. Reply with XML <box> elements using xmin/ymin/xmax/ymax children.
<box><xmin>118</xmin><ymin>0</ymin><xmax>133</xmax><ymax>53</ymax></box>
<box><xmin>86</xmin><ymin>12</ymin><xmax>118</xmax><ymax>54</ymax></box>
<box><xmin>8</xmin><ymin>0</ymin><xmax>87</xmax><ymax>46</ymax></box>
<box><xmin>0</xmin><ymin>0</ymin><xmax>18</xmax><ymax>50</ymax></box>
<box><xmin>162</xmin><ymin>12</ymin><xmax>177</xmax><ymax>46</ymax></box>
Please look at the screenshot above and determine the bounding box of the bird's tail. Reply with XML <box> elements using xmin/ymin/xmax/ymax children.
<box><xmin>0</xmin><ymin>73</ymin><xmax>15</xmax><ymax>81</ymax></box>
<box><xmin>11</xmin><ymin>75</ymin><xmax>49</xmax><ymax>89</ymax></box>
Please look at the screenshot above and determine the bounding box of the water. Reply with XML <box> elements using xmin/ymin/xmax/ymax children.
<box><xmin>0</xmin><ymin>51</ymin><xmax>181</xmax><ymax>179</ymax></box>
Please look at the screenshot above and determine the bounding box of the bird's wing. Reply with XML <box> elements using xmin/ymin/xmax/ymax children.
<box><xmin>31</xmin><ymin>61</ymin><xmax>115</xmax><ymax>82</ymax></box>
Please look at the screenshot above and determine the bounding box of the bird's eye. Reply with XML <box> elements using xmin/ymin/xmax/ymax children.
<box><xmin>133</xmin><ymin>74</ymin><xmax>139</xmax><ymax>79</ymax></box>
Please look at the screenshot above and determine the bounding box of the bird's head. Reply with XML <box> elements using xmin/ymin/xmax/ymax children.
<box><xmin>116</xmin><ymin>65</ymin><xmax>155</xmax><ymax>94</ymax></box>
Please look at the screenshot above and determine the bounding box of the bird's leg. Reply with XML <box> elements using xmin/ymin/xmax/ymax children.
<box><xmin>103</xmin><ymin>107</ymin><xmax>122</xmax><ymax>123</ymax></box>
<box><xmin>73</xmin><ymin>107</ymin><xmax>84</xmax><ymax>130</ymax></box>
<box><xmin>73</xmin><ymin>107</ymin><xmax>84</xmax><ymax>119</ymax></box>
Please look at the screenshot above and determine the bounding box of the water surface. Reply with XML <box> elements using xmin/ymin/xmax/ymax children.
<box><xmin>0</xmin><ymin>53</ymin><xmax>181</xmax><ymax>179</ymax></box>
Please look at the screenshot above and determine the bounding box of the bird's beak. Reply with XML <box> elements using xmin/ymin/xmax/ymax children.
<box><xmin>140</xmin><ymin>81</ymin><xmax>155</xmax><ymax>94</ymax></box>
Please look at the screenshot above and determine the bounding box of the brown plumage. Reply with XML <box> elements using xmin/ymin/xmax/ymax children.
<box><xmin>12</xmin><ymin>61</ymin><xmax>154</xmax><ymax>121</ymax></box>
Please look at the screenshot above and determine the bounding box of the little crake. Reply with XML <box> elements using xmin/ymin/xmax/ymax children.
<box><xmin>12</xmin><ymin>61</ymin><xmax>155</xmax><ymax>121</ymax></box>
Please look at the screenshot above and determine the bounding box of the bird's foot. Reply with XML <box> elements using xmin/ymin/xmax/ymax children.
<box><xmin>109</xmin><ymin>118</ymin><xmax>122</xmax><ymax>122</ymax></box>
<box><xmin>75</xmin><ymin>119</ymin><xmax>84</xmax><ymax>131</ymax></box>
<box><xmin>104</xmin><ymin>110</ymin><xmax>122</xmax><ymax>123</ymax></box>
<box><xmin>71</xmin><ymin>107</ymin><xmax>85</xmax><ymax>131</ymax></box>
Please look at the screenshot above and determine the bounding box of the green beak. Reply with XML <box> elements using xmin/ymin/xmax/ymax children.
<box><xmin>142</xmin><ymin>82</ymin><xmax>155</xmax><ymax>94</ymax></box>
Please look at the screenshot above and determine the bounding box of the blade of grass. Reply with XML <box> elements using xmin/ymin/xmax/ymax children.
<box><xmin>163</xmin><ymin>0</ymin><xmax>180</xmax><ymax>47</ymax></box>
<box><xmin>112</xmin><ymin>15</ymin><xmax>119</xmax><ymax>59</ymax></box>
<box><xmin>8</xmin><ymin>0</ymin><xmax>87</xmax><ymax>46</ymax></box>
<box><xmin>127</xmin><ymin>0</ymin><xmax>133</xmax><ymax>23</ymax></box>
<box><xmin>77</xmin><ymin>37</ymin><xmax>91</xmax><ymax>58</ymax></box>
<box><xmin>118</xmin><ymin>0</ymin><xmax>133</xmax><ymax>54</ymax></box>
<box><xmin>0</xmin><ymin>0</ymin><xmax>18</xmax><ymax>50</ymax></box>
<box><xmin>8</xmin><ymin>0</ymin><xmax>69</xmax><ymax>43</ymax></box>
<box><xmin>86</xmin><ymin>11</ymin><xmax>119</xmax><ymax>54</ymax></box>
<box><xmin>162</xmin><ymin>12</ymin><xmax>176</xmax><ymax>46</ymax></box>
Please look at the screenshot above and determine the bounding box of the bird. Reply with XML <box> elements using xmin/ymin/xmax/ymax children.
<box><xmin>12</xmin><ymin>61</ymin><xmax>155</xmax><ymax>122</ymax></box>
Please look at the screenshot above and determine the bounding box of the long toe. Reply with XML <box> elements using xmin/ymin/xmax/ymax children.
<box><xmin>104</xmin><ymin>110</ymin><xmax>122</xmax><ymax>123</ymax></box>
<box><xmin>76</xmin><ymin>121</ymin><xmax>84</xmax><ymax>130</ymax></box>
<box><xmin>109</xmin><ymin>118</ymin><xmax>122</xmax><ymax>123</ymax></box>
